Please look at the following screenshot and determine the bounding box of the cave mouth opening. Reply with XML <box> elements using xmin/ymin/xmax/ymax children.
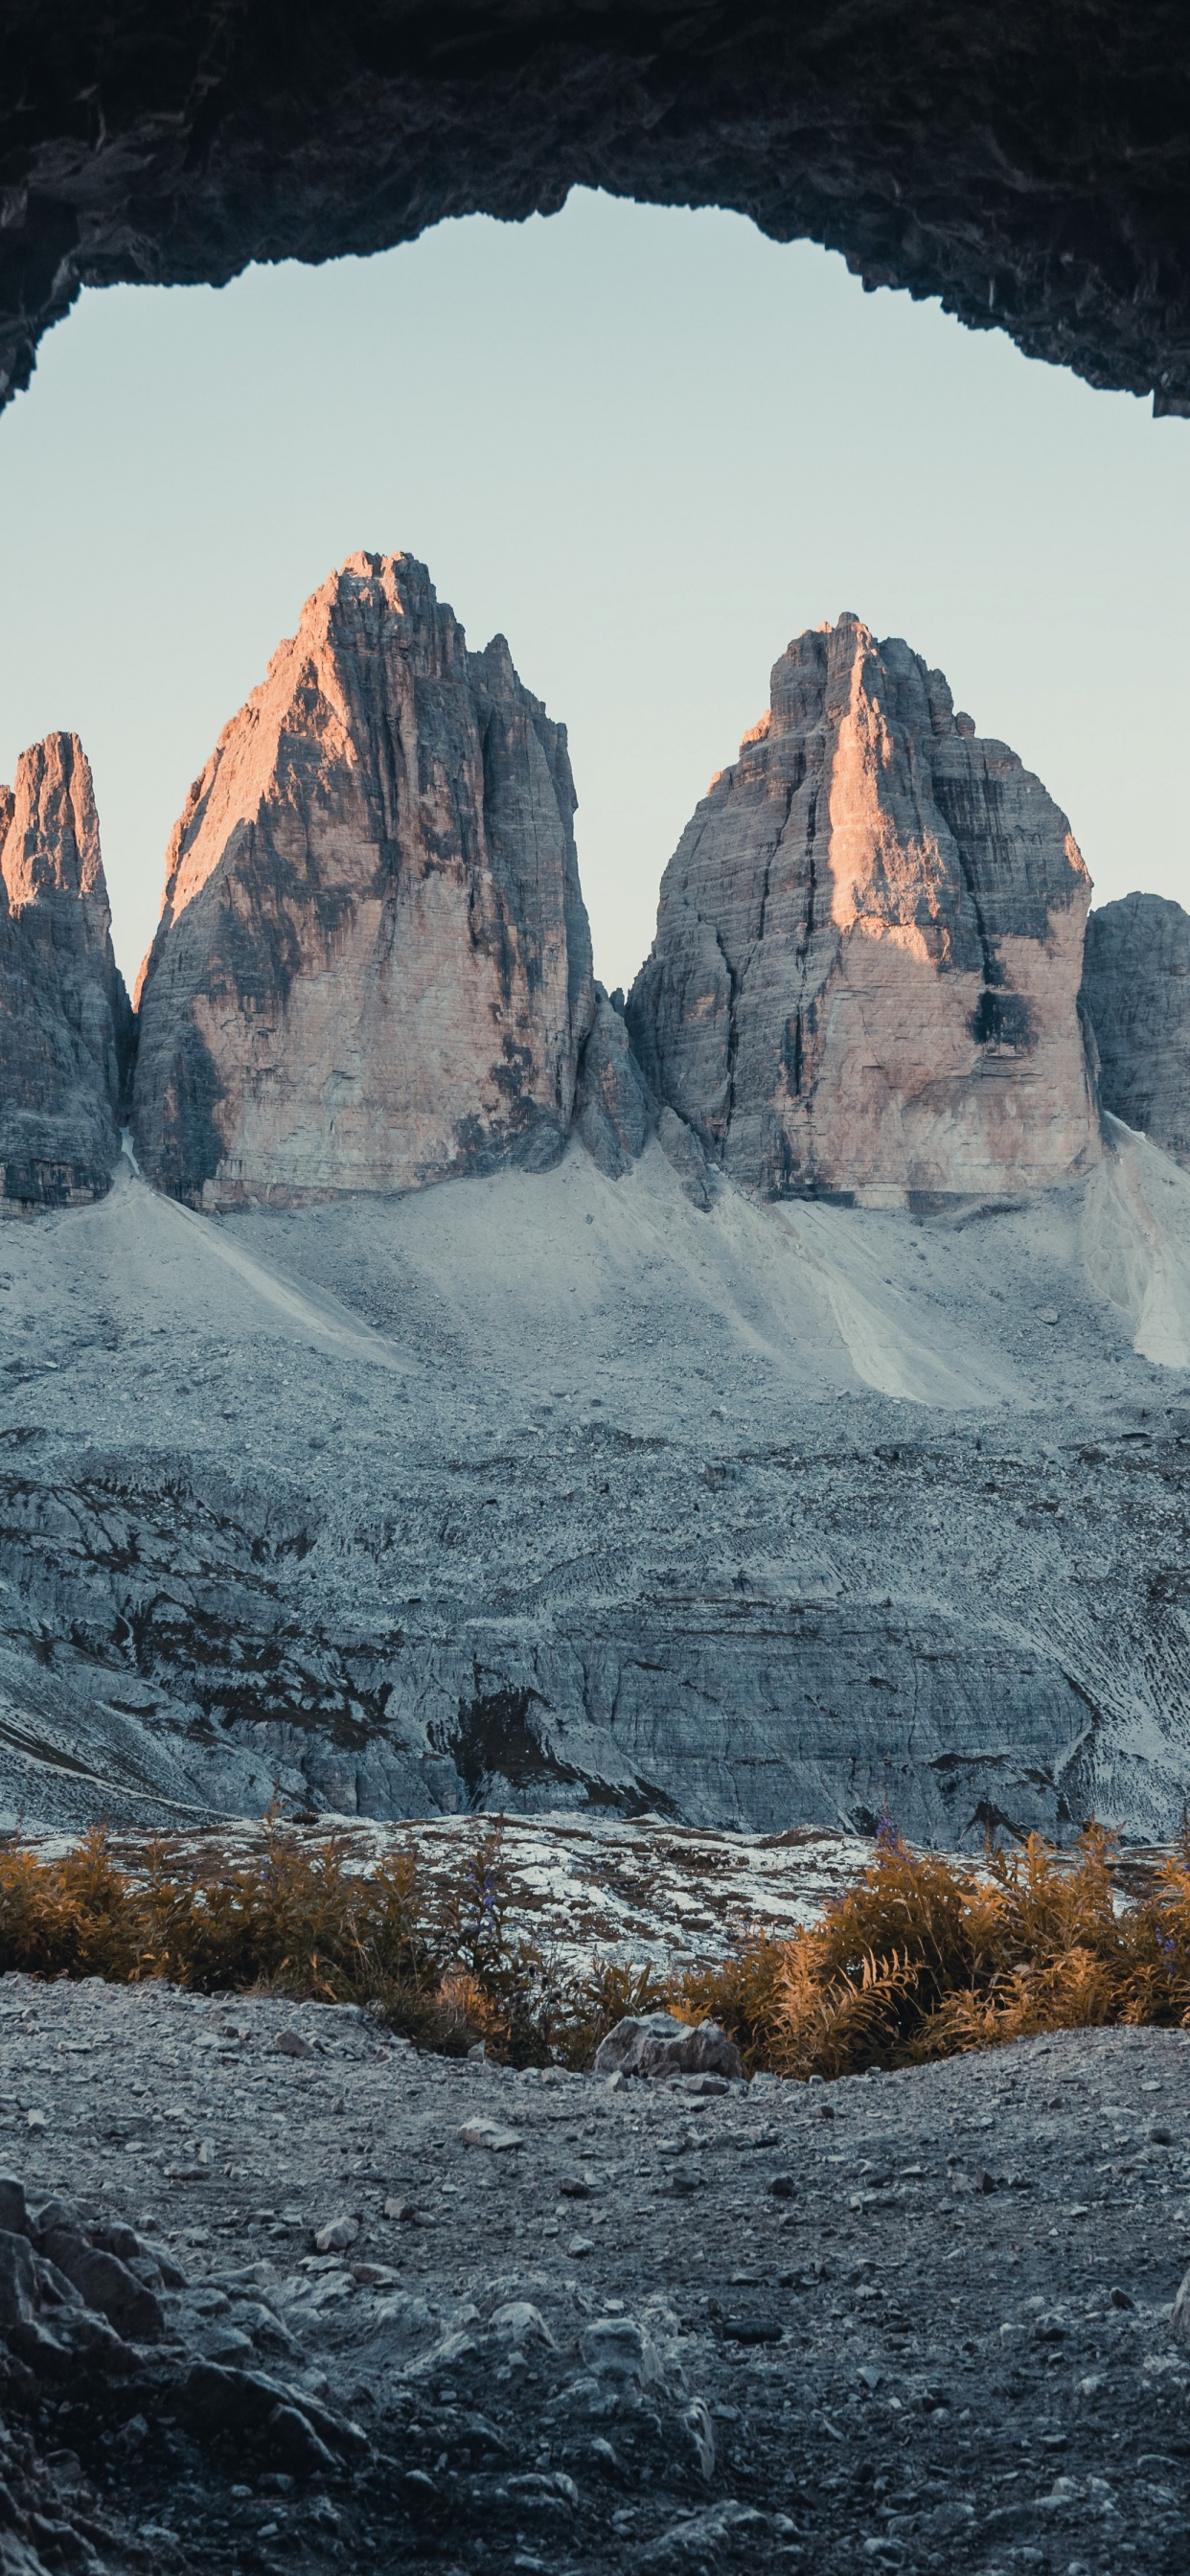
<box><xmin>2</xmin><ymin>4</ymin><xmax>1189</xmax><ymax>419</ymax></box>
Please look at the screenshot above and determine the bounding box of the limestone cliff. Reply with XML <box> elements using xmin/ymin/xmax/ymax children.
<box><xmin>0</xmin><ymin>733</ymin><xmax>131</xmax><ymax>1208</ymax></box>
<box><xmin>1081</xmin><ymin>893</ymin><xmax>1190</xmax><ymax>1167</ymax></box>
<box><xmin>628</xmin><ymin>614</ymin><xmax>1100</xmax><ymax>1205</ymax></box>
<box><xmin>133</xmin><ymin>552</ymin><xmax>596</xmax><ymax>1205</ymax></box>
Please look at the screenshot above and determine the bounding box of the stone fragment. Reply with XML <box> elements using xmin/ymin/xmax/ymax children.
<box><xmin>580</xmin><ymin>2316</ymin><xmax>661</xmax><ymax>2386</ymax></box>
<box><xmin>457</xmin><ymin>2119</ymin><xmax>524</xmax><ymax>2151</ymax></box>
<box><xmin>0</xmin><ymin>2177</ymin><xmax>28</xmax><ymax>2237</ymax></box>
<box><xmin>40</xmin><ymin>2233</ymin><xmax>163</xmax><ymax>2342</ymax></box>
<box><xmin>566</xmin><ymin>2235</ymin><xmax>595</xmax><ymax>2260</ymax></box>
<box><xmin>628</xmin><ymin>615</ymin><xmax>1099</xmax><ymax>1205</ymax></box>
<box><xmin>133</xmin><ymin>551</ymin><xmax>595</xmax><ymax>1206</ymax></box>
<box><xmin>592</xmin><ymin>2012</ymin><xmax>744</xmax><ymax>2082</ymax></box>
<box><xmin>489</xmin><ymin>2300</ymin><xmax>556</xmax><ymax>2348</ymax></box>
<box><xmin>573</xmin><ymin>984</ymin><xmax>655</xmax><ymax>1177</ymax></box>
<box><xmin>680</xmin><ymin>2396</ymin><xmax>716</xmax><ymax>2479</ymax></box>
<box><xmin>0</xmin><ymin>733</ymin><xmax>132</xmax><ymax>1208</ymax></box>
<box><xmin>638</xmin><ymin>2500</ymin><xmax>771</xmax><ymax>2564</ymax></box>
<box><xmin>313</xmin><ymin>2215</ymin><xmax>359</xmax><ymax>2253</ymax></box>
<box><xmin>0</xmin><ymin>2228</ymin><xmax>37</xmax><ymax>2326</ymax></box>
<box><xmin>1169</xmin><ymin>2265</ymin><xmax>1190</xmax><ymax>2347</ymax></box>
<box><xmin>263</xmin><ymin>2403</ymin><xmax>338</xmax><ymax>2474</ymax></box>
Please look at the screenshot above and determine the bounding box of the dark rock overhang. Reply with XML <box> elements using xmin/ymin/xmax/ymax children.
<box><xmin>2</xmin><ymin>2</ymin><xmax>1189</xmax><ymax>416</ymax></box>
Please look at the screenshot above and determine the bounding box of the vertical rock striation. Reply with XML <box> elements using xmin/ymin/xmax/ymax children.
<box><xmin>0</xmin><ymin>733</ymin><xmax>131</xmax><ymax>1208</ymax></box>
<box><xmin>133</xmin><ymin>551</ymin><xmax>596</xmax><ymax>1206</ymax></box>
<box><xmin>1081</xmin><ymin>893</ymin><xmax>1190</xmax><ymax>1167</ymax></box>
<box><xmin>628</xmin><ymin>614</ymin><xmax>1100</xmax><ymax>1204</ymax></box>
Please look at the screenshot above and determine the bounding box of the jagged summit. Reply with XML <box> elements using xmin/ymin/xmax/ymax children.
<box><xmin>0</xmin><ymin>732</ymin><xmax>131</xmax><ymax>1208</ymax></box>
<box><xmin>628</xmin><ymin>614</ymin><xmax>1100</xmax><ymax>1206</ymax></box>
<box><xmin>132</xmin><ymin>551</ymin><xmax>596</xmax><ymax>1206</ymax></box>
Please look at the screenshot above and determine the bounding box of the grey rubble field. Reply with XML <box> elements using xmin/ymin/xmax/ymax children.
<box><xmin>0</xmin><ymin>1976</ymin><xmax>1188</xmax><ymax>2574</ymax></box>
<box><xmin>5</xmin><ymin>1119</ymin><xmax>1190</xmax><ymax>1843</ymax></box>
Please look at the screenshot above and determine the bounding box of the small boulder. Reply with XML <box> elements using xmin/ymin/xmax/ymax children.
<box><xmin>457</xmin><ymin>2119</ymin><xmax>523</xmax><ymax>2152</ymax></box>
<box><xmin>313</xmin><ymin>2216</ymin><xmax>359</xmax><ymax>2254</ymax></box>
<box><xmin>580</xmin><ymin>2316</ymin><xmax>662</xmax><ymax>2388</ymax></box>
<box><xmin>592</xmin><ymin>2012</ymin><xmax>743</xmax><ymax>2082</ymax></box>
<box><xmin>0</xmin><ymin>2228</ymin><xmax>37</xmax><ymax>2328</ymax></box>
<box><xmin>1170</xmin><ymin>2266</ymin><xmax>1190</xmax><ymax>2347</ymax></box>
<box><xmin>0</xmin><ymin>2176</ymin><xmax>28</xmax><ymax>2238</ymax></box>
<box><xmin>489</xmin><ymin>2300</ymin><xmax>555</xmax><ymax>2349</ymax></box>
<box><xmin>41</xmin><ymin>2231</ymin><xmax>163</xmax><ymax>2342</ymax></box>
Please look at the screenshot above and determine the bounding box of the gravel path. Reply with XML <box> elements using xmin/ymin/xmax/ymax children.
<box><xmin>1</xmin><ymin>1977</ymin><xmax>1188</xmax><ymax>2571</ymax></box>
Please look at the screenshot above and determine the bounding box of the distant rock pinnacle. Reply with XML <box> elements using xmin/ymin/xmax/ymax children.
<box><xmin>0</xmin><ymin>732</ymin><xmax>131</xmax><ymax>1208</ymax></box>
<box><xmin>627</xmin><ymin>615</ymin><xmax>1100</xmax><ymax>1205</ymax></box>
<box><xmin>132</xmin><ymin>551</ymin><xmax>596</xmax><ymax>1206</ymax></box>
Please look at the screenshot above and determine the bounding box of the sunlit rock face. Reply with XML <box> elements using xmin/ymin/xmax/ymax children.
<box><xmin>132</xmin><ymin>551</ymin><xmax>595</xmax><ymax>1206</ymax></box>
<box><xmin>628</xmin><ymin>614</ymin><xmax>1100</xmax><ymax>1206</ymax></box>
<box><xmin>1082</xmin><ymin>894</ymin><xmax>1190</xmax><ymax>1167</ymax></box>
<box><xmin>0</xmin><ymin>733</ymin><xmax>131</xmax><ymax>1208</ymax></box>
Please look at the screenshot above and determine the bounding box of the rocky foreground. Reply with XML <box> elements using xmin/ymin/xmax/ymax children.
<box><xmin>0</xmin><ymin>1976</ymin><xmax>1186</xmax><ymax>2573</ymax></box>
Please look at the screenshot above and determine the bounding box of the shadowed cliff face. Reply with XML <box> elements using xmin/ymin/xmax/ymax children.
<box><xmin>1082</xmin><ymin>893</ymin><xmax>1190</xmax><ymax>1170</ymax></box>
<box><xmin>628</xmin><ymin>615</ymin><xmax>1100</xmax><ymax>1206</ymax></box>
<box><xmin>132</xmin><ymin>550</ymin><xmax>595</xmax><ymax>1207</ymax></box>
<box><xmin>1</xmin><ymin>5</ymin><xmax>1189</xmax><ymax>418</ymax></box>
<box><xmin>0</xmin><ymin>733</ymin><xmax>132</xmax><ymax>1208</ymax></box>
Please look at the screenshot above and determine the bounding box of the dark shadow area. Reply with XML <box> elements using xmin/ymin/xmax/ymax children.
<box><xmin>2</xmin><ymin>3</ymin><xmax>1189</xmax><ymax>414</ymax></box>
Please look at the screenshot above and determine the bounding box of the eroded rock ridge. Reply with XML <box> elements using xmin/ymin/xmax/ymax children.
<box><xmin>132</xmin><ymin>552</ymin><xmax>595</xmax><ymax>1206</ymax></box>
<box><xmin>628</xmin><ymin>614</ymin><xmax>1100</xmax><ymax>1206</ymax></box>
<box><xmin>0</xmin><ymin>732</ymin><xmax>131</xmax><ymax>1208</ymax></box>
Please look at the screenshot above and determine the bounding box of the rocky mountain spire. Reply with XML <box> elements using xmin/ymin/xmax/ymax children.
<box><xmin>627</xmin><ymin>614</ymin><xmax>1100</xmax><ymax>1204</ymax></box>
<box><xmin>0</xmin><ymin>732</ymin><xmax>131</xmax><ymax>1207</ymax></box>
<box><xmin>1081</xmin><ymin>892</ymin><xmax>1190</xmax><ymax>1165</ymax></box>
<box><xmin>132</xmin><ymin>551</ymin><xmax>596</xmax><ymax>1206</ymax></box>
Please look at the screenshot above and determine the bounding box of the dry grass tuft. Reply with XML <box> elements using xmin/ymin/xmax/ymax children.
<box><xmin>674</xmin><ymin>1820</ymin><xmax>1190</xmax><ymax>2076</ymax></box>
<box><xmin>0</xmin><ymin>1819</ymin><xmax>668</xmax><ymax>2067</ymax></box>
<box><xmin>1</xmin><ymin>1813</ymin><xmax>1188</xmax><ymax>2078</ymax></box>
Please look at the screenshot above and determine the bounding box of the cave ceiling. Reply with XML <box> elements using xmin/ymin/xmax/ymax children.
<box><xmin>1</xmin><ymin>3</ymin><xmax>1188</xmax><ymax>414</ymax></box>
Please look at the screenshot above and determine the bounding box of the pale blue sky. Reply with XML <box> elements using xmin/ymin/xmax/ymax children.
<box><xmin>0</xmin><ymin>188</ymin><xmax>1186</xmax><ymax>992</ymax></box>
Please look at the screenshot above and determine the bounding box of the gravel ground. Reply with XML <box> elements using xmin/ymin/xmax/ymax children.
<box><xmin>1</xmin><ymin>1978</ymin><xmax>1188</xmax><ymax>2572</ymax></box>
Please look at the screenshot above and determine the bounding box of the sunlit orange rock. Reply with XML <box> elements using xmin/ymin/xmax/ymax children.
<box><xmin>628</xmin><ymin>614</ymin><xmax>1100</xmax><ymax>1204</ymax></box>
<box><xmin>132</xmin><ymin>551</ymin><xmax>595</xmax><ymax>1205</ymax></box>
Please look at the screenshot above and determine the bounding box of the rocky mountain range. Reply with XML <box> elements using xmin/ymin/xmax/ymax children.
<box><xmin>4</xmin><ymin>557</ymin><xmax>1190</xmax><ymax>1846</ymax></box>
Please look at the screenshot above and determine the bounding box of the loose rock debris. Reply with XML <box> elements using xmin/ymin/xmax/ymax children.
<box><xmin>0</xmin><ymin>1976</ymin><xmax>1187</xmax><ymax>2571</ymax></box>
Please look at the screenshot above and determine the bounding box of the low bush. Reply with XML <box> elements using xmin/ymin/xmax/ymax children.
<box><xmin>0</xmin><ymin>1813</ymin><xmax>1187</xmax><ymax>2078</ymax></box>
<box><xmin>681</xmin><ymin>1820</ymin><xmax>1190</xmax><ymax>2076</ymax></box>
